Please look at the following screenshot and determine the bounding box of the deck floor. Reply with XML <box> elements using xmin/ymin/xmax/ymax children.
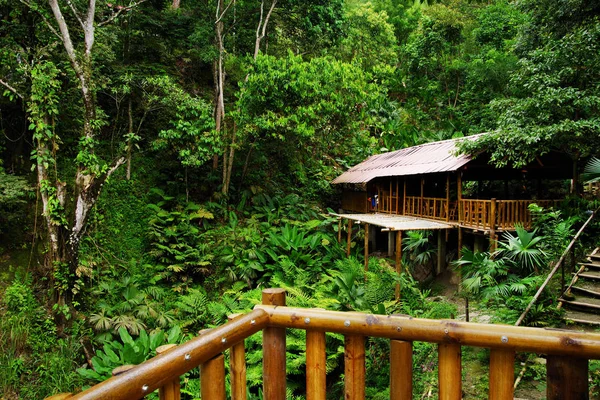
<box><xmin>331</xmin><ymin>212</ymin><xmax>453</xmax><ymax>231</ymax></box>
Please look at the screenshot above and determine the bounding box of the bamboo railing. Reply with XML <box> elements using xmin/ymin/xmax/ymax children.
<box><xmin>49</xmin><ymin>288</ymin><xmax>600</xmax><ymax>400</ymax></box>
<box><xmin>404</xmin><ymin>196</ymin><xmax>449</xmax><ymax>221</ymax></box>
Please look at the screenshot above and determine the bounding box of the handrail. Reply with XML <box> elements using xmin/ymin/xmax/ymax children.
<box><xmin>51</xmin><ymin>288</ymin><xmax>600</xmax><ymax>400</ymax></box>
<box><xmin>515</xmin><ymin>208</ymin><xmax>599</xmax><ymax>326</ymax></box>
<box><xmin>256</xmin><ymin>305</ymin><xmax>600</xmax><ymax>358</ymax></box>
<box><xmin>68</xmin><ymin>309</ymin><xmax>269</xmax><ymax>400</ymax></box>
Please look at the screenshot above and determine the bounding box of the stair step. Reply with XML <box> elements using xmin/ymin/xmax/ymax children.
<box><xmin>559</xmin><ymin>297</ymin><xmax>600</xmax><ymax>313</ymax></box>
<box><xmin>571</xmin><ymin>286</ymin><xmax>600</xmax><ymax>299</ymax></box>
<box><xmin>564</xmin><ymin>310</ymin><xmax>600</xmax><ymax>326</ymax></box>
<box><xmin>574</xmin><ymin>271</ymin><xmax>600</xmax><ymax>281</ymax></box>
<box><xmin>581</xmin><ymin>262</ymin><xmax>600</xmax><ymax>270</ymax></box>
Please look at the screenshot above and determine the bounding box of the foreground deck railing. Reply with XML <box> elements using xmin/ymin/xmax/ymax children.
<box><xmin>49</xmin><ymin>288</ymin><xmax>600</xmax><ymax>400</ymax></box>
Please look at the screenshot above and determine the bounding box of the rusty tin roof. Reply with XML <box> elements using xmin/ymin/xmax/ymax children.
<box><xmin>332</xmin><ymin>134</ymin><xmax>485</xmax><ymax>184</ymax></box>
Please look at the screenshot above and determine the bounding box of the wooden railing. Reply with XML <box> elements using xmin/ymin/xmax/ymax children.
<box><xmin>49</xmin><ymin>288</ymin><xmax>600</xmax><ymax>400</ymax></box>
<box><xmin>496</xmin><ymin>200</ymin><xmax>561</xmax><ymax>230</ymax></box>
<box><xmin>404</xmin><ymin>196</ymin><xmax>450</xmax><ymax>221</ymax></box>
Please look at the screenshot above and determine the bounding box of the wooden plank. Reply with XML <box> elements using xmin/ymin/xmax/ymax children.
<box><xmin>438</xmin><ymin>343</ymin><xmax>461</xmax><ymax>400</ymax></box>
<box><xmin>344</xmin><ymin>335</ymin><xmax>365</xmax><ymax>400</ymax></box>
<box><xmin>445</xmin><ymin>174</ymin><xmax>450</xmax><ymax>222</ymax></box>
<box><xmin>347</xmin><ymin>220</ymin><xmax>353</xmax><ymax>257</ymax></box>
<box><xmin>547</xmin><ymin>356</ymin><xmax>588</xmax><ymax>400</ymax></box>
<box><xmin>228</xmin><ymin>315</ymin><xmax>247</xmax><ymax>400</ymax></box>
<box><xmin>306</xmin><ymin>331</ymin><xmax>327</xmax><ymax>400</ymax></box>
<box><xmin>489</xmin><ymin>349</ymin><xmax>514</xmax><ymax>400</ymax></box>
<box><xmin>262</xmin><ymin>289</ymin><xmax>287</xmax><ymax>400</ymax></box>
<box><xmin>390</xmin><ymin>340</ymin><xmax>412</xmax><ymax>400</ymax></box>
<box><xmin>201</xmin><ymin>354</ymin><xmax>226</xmax><ymax>400</ymax></box>
<box><xmin>490</xmin><ymin>199</ymin><xmax>497</xmax><ymax>252</ymax></box>
<box><xmin>364</xmin><ymin>223</ymin><xmax>369</xmax><ymax>272</ymax></box>
<box><xmin>396</xmin><ymin>231</ymin><xmax>402</xmax><ymax>300</ymax></box>
<box><xmin>403</xmin><ymin>178</ymin><xmax>407</xmax><ymax>215</ymax></box>
<box><xmin>396</xmin><ymin>179</ymin><xmax>399</xmax><ymax>215</ymax></box>
<box><xmin>156</xmin><ymin>344</ymin><xmax>181</xmax><ymax>400</ymax></box>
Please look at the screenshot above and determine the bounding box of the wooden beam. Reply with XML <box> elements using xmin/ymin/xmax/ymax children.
<box><xmin>344</xmin><ymin>335</ymin><xmax>365</xmax><ymax>400</ymax></box>
<box><xmin>403</xmin><ymin>178</ymin><xmax>407</xmax><ymax>215</ymax></box>
<box><xmin>446</xmin><ymin>173</ymin><xmax>450</xmax><ymax>222</ymax></box>
<box><xmin>364</xmin><ymin>223</ymin><xmax>369</xmax><ymax>272</ymax></box>
<box><xmin>547</xmin><ymin>355</ymin><xmax>588</xmax><ymax>400</ymax></box>
<box><xmin>489</xmin><ymin>349</ymin><xmax>514</xmax><ymax>400</ymax></box>
<box><xmin>228</xmin><ymin>315</ymin><xmax>247</xmax><ymax>400</ymax></box>
<box><xmin>306</xmin><ymin>331</ymin><xmax>326</xmax><ymax>400</ymax></box>
<box><xmin>156</xmin><ymin>345</ymin><xmax>181</xmax><ymax>400</ymax></box>
<box><xmin>201</xmin><ymin>354</ymin><xmax>226</xmax><ymax>400</ymax></box>
<box><xmin>438</xmin><ymin>343</ymin><xmax>461</xmax><ymax>400</ymax></box>
<box><xmin>395</xmin><ymin>231</ymin><xmax>403</xmax><ymax>300</ymax></box>
<box><xmin>346</xmin><ymin>220</ymin><xmax>353</xmax><ymax>257</ymax></box>
<box><xmin>395</xmin><ymin>178</ymin><xmax>399</xmax><ymax>215</ymax></box>
<box><xmin>437</xmin><ymin>230</ymin><xmax>444</xmax><ymax>276</ymax></box>
<box><xmin>338</xmin><ymin>218</ymin><xmax>342</xmax><ymax>243</ymax></box>
<box><xmin>457</xmin><ymin>172</ymin><xmax>463</xmax><ymax>224</ymax></box>
<box><xmin>489</xmin><ymin>198</ymin><xmax>497</xmax><ymax>252</ymax></box>
<box><xmin>390</xmin><ymin>340</ymin><xmax>412</xmax><ymax>400</ymax></box>
<box><xmin>262</xmin><ymin>289</ymin><xmax>286</xmax><ymax>400</ymax></box>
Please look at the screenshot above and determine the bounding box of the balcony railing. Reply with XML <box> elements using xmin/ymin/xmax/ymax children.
<box><xmin>49</xmin><ymin>288</ymin><xmax>600</xmax><ymax>400</ymax></box>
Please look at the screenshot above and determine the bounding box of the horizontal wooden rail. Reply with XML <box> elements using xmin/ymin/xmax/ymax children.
<box><xmin>68</xmin><ymin>309</ymin><xmax>269</xmax><ymax>400</ymax></box>
<box><xmin>255</xmin><ymin>305</ymin><xmax>600</xmax><ymax>358</ymax></box>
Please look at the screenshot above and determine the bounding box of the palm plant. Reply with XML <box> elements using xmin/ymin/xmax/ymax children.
<box><xmin>495</xmin><ymin>225</ymin><xmax>547</xmax><ymax>273</ymax></box>
<box><xmin>583</xmin><ymin>157</ymin><xmax>600</xmax><ymax>182</ymax></box>
<box><xmin>403</xmin><ymin>230</ymin><xmax>436</xmax><ymax>266</ymax></box>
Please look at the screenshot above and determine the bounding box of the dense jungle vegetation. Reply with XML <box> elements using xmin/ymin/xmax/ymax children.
<box><xmin>2</xmin><ymin>0</ymin><xmax>600</xmax><ymax>398</ymax></box>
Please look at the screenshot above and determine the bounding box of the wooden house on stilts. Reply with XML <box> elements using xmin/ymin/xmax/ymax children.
<box><xmin>332</xmin><ymin>134</ymin><xmax>574</xmax><ymax>282</ymax></box>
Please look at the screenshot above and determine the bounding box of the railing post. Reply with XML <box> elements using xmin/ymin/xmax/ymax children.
<box><xmin>228</xmin><ymin>314</ymin><xmax>247</xmax><ymax>400</ymax></box>
<box><xmin>200</xmin><ymin>353</ymin><xmax>226</xmax><ymax>400</ymax></box>
<box><xmin>489</xmin><ymin>349</ymin><xmax>514</xmax><ymax>400</ymax></box>
<box><xmin>347</xmin><ymin>220</ymin><xmax>353</xmax><ymax>257</ymax></box>
<box><xmin>345</xmin><ymin>335</ymin><xmax>365</xmax><ymax>400</ymax></box>
<box><xmin>262</xmin><ymin>288</ymin><xmax>287</xmax><ymax>400</ymax></box>
<box><xmin>390</xmin><ymin>340</ymin><xmax>412</xmax><ymax>400</ymax></box>
<box><xmin>306</xmin><ymin>330</ymin><xmax>327</xmax><ymax>400</ymax></box>
<box><xmin>156</xmin><ymin>344</ymin><xmax>181</xmax><ymax>400</ymax></box>
<box><xmin>364</xmin><ymin>223</ymin><xmax>369</xmax><ymax>272</ymax></box>
<box><xmin>489</xmin><ymin>199</ymin><xmax>497</xmax><ymax>252</ymax></box>
<box><xmin>395</xmin><ymin>230</ymin><xmax>403</xmax><ymax>300</ymax></box>
<box><xmin>438</xmin><ymin>343</ymin><xmax>461</xmax><ymax>400</ymax></box>
<box><xmin>546</xmin><ymin>355</ymin><xmax>588</xmax><ymax>400</ymax></box>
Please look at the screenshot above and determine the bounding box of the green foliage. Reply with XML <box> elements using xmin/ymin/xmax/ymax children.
<box><xmin>77</xmin><ymin>326</ymin><xmax>182</xmax><ymax>383</ymax></box>
<box><xmin>147</xmin><ymin>189</ymin><xmax>215</xmax><ymax>284</ymax></box>
<box><xmin>495</xmin><ymin>225</ymin><xmax>547</xmax><ymax>273</ymax></box>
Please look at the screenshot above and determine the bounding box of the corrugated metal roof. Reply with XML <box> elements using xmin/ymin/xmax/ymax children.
<box><xmin>332</xmin><ymin>134</ymin><xmax>486</xmax><ymax>184</ymax></box>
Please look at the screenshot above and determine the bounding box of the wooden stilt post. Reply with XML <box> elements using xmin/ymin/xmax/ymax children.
<box><xmin>490</xmin><ymin>198</ymin><xmax>497</xmax><ymax>252</ymax></box>
<box><xmin>438</xmin><ymin>343</ymin><xmax>461</xmax><ymax>400</ymax></box>
<box><xmin>200</xmin><ymin>354</ymin><xmax>226</xmax><ymax>400</ymax></box>
<box><xmin>364</xmin><ymin>223</ymin><xmax>369</xmax><ymax>272</ymax></box>
<box><xmin>420</xmin><ymin>177</ymin><xmax>424</xmax><ymax>216</ymax></box>
<box><xmin>396</xmin><ymin>230</ymin><xmax>403</xmax><ymax>300</ymax></box>
<box><xmin>306</xmin><ymin>331</ymin><xmax>327</xmax><ymax>400</ymax></box>
<box><xmin>396</xmin><ymin>178</ymin><xmax>399</xmax><ymax>214</ymax></box>
<box><xmin>403</xmin><ymin>178</ymin><xmax>407</xmax><ymax>215</ymax></box>
<box><xmin>156</xmin><ymin>344</ymin><xmax>181</xmax><ymax>400</ymax></box>
<box><xmin>547</xmin><ymin>355</ymin><xmax>588</xmax><ymax>400</ymax></box>
<box><xmin>446</xmin><ymin>173</ymin><xmax>450</xmax><ymax>221</ymax></box>
<box><xmin>262</xmin><ymin>289</ymin><xmax>287</xmax><ymax>400</ymax></box>
<box><xmin>437</xmin><ymin>229</ymin><xmax>445</xmax><ymax>276</ymax></box>
<box><xmin>489</xmin><ymin>349</ymin><xmax>515</xmax><ymax>400</ymax></box>
<box><xmin>347</xmin><ymin>220</ymin><xmax>353</xmax><ymax>257</ymax></box>
<box><xmin>457</xmin><ymin>172</ymin><xmax>463</xmax><ymax>224</ymax></box>
<box><xmin>344</xmin><ymin>335</ymin><xmax>365</xmax><ymax>400</ymax></box>
<box><xmin>228</xmin><ymin>314</ymin><xmax>247</xmax><ymax>400</ymax></box>
<box><xmin>338</xmin><ymin>218</ymin><xmax>342</xmax><ymax>243</ymax></box>
<box><xmin>390</xmin><ymin>340</ymin><xmax>412</xmax><ymax>400</ymax></box>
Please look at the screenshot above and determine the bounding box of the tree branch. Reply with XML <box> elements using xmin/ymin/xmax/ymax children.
<box><xmin>98</xmin><ymin>0</ymin><xmax>148</xmax><ymax>27</ymax></box>
<box><xmin>48</xmin><ymin>0</ymin><xmax>83</xmax><ymax>77</ymax></box>
<box><xmin>0</xmin><ymin>78</ymin><xmax>24</xmax><ymax>99</ymax></box>
<box><xmin>214</xmin><ymin>0</ymin><xmax>235</xmax><ymax>24</ymax></box>
<box><xmin>66</xmin><ymin>0</ymin><xmax>85</xmax><ymax>29</ymax></box>
<box><xmin>19</xmin><ymin>0</ymin><xmax>62</xmax><ymax>40</ymax></box>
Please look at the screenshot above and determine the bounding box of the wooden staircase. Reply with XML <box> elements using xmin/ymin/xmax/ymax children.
<box><xmin>560</xmin><ymin>249</ymin><xmax>600</xmax><ymax>325</ymax></box>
